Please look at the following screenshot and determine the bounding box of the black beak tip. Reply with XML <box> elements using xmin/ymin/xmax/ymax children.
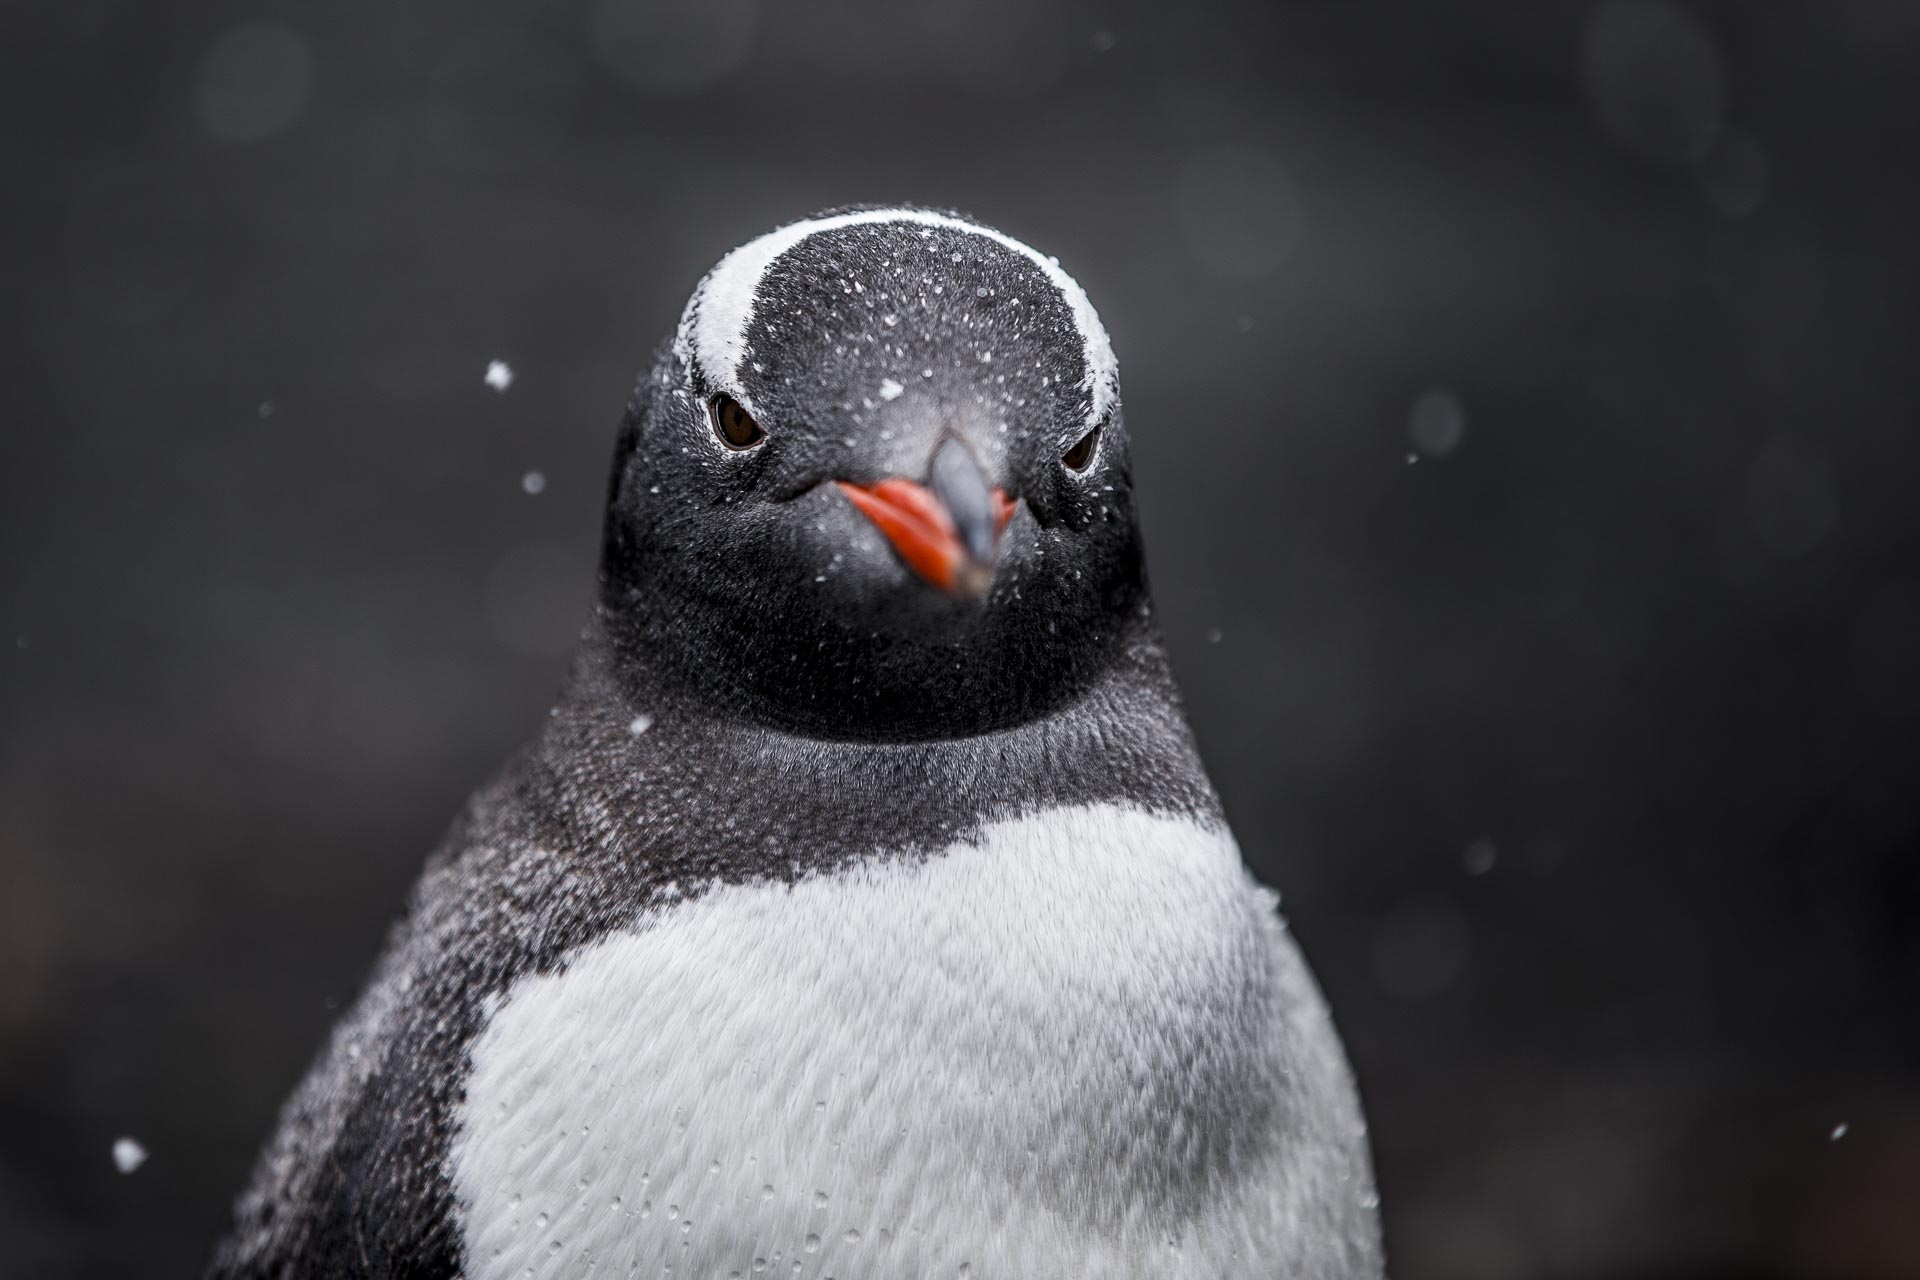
<box><xmin>928</xmin><ymin>436</ymin><xmax>999</xmax><ymax>567</ymax></box>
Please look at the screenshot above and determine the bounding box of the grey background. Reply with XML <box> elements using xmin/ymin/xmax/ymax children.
<box><xmin>4</xmin><ymin>1</ymin><xmax>1918</xmax><ymax>1276</ymax></box>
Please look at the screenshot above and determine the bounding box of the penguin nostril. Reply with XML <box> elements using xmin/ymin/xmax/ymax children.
<box><xmin>1061</xmin><ymin>425</ymin><xmax>1100</xmax><ymax>472</ymax></box>
<box><xmin>709</xmin><ymin>394</ymin><xmax>766</xmax><ymax>450</ymax></box>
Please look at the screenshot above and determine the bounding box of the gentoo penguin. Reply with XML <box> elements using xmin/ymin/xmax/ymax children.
<box><xmin>209</xmin><ymin>207</ymin><xmax>1384</xmax><ymax>1279</ymax></box>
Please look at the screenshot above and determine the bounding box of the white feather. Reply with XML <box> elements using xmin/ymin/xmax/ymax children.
<box><xmin>450</xmin><ymin>803</ymin><xmax>1375</xmax><ymax>1279</ymax></box>
<box><xmin>672</xmin><ymin>209</ymin><xmax>1118</xmax><ymax>429</ymax></box>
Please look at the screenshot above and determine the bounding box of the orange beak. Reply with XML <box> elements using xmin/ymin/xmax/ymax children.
<box><xmin>836</xmin><ymin>478</ymin><xmax>1017</xmax><ymax>597</ymax></box>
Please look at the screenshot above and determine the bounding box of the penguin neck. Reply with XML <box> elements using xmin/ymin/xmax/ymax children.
<box><xmin>524</xmin><ymin>605</ymin><xmax>1222</xmax><ymax>867</ymax></box>
<box><xmin>585</xmin><ymin>539</ymin><xmax>1163</xmax><ymax>734</ymax></box>
<box><xmin>579</xmin><ymin>591</ymin><xmax>1171</xmax><ymax>732</ymax></box>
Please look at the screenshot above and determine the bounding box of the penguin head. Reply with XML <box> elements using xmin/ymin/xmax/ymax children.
<box><xmin>600</xmin><ymin>208</ymin><xmax>1147</xmax><ymax>740</ymax></box>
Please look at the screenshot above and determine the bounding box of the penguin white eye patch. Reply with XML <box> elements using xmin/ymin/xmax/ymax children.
<box><xmin>675</xmin><ymin>208</ymin><xmax>1118</xmax><ymax>434</ymax></box>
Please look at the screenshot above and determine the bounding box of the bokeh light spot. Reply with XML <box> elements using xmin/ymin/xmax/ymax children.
<box><xmin>196</xmin><ymin>23</ymin><xmax>314</xmax><ymax>143</ymax></box>
<box><xmin>590</xmin><ymin>0</ymin><xmax>757</xmax><ymax>96</ymax></box>
<box><xmin>1175</xmin><ymin>143</ymin><xmax>1303</xmax><ymax>280</ymax></box>
<box><xmin>1408</xmin><ymin>389</ymin><xmax>1468</xmax><ymax>459</ymax></box>
<box><xmin>1581</xmin><ymin>0</ymin><xmax>1725</xmax><ymax>166</ymax></box>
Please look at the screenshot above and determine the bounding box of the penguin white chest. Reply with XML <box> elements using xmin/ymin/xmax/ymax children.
<box><xmin>450</xmin><ymin>803</ymin><xmax>1334</xmax><ymax>1279</ymax></box>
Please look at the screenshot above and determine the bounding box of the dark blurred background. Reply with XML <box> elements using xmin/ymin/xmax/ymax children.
<box><xmin>4</xmin><ymin>1</ymin><xmax>1919</xmax><ymax>1276</ymax></box>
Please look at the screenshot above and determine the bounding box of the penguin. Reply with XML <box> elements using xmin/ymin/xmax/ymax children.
<box><xmin>208</xmin><ymin>207</ymin><xmax>1384</xmax><ymax>1280</ymax></box>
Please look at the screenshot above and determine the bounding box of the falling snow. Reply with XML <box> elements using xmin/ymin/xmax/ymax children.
<box><xmin>485</xmin><ymin>360</ymin><xmax>515</xmax><ymax>392</ymax></box>
<box><xmin>112</xmin><ymin>1136</ymin><xmax>148</xmax><ymax>1174</ymax></box>
<box><xmin>1408</xmin><ymin>389</ymin><xmax>1468</xmax><ymax>459</ymax></box>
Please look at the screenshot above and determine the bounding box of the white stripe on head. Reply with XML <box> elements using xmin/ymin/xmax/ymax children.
<box><xmin>672</xmin><ymin>208</ymin><xmax>1117</xmax><ymax>428</ymax></box>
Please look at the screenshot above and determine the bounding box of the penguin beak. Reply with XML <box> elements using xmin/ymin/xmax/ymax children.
<box><xmin>836</xmin><ymin>438</ymin><xmax>1017</xmax><ymax>598</ymax></box>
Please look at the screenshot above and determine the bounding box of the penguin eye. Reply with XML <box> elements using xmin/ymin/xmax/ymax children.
<box><xmin>1061</xmin><ymin>425</ymin><xmax>1100</xmax><ymax>472</ymax></box>
<box><xmin>709</xmin><ymin>394</ymin><xmax>765</xmax><ymax>450</ymax></box>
